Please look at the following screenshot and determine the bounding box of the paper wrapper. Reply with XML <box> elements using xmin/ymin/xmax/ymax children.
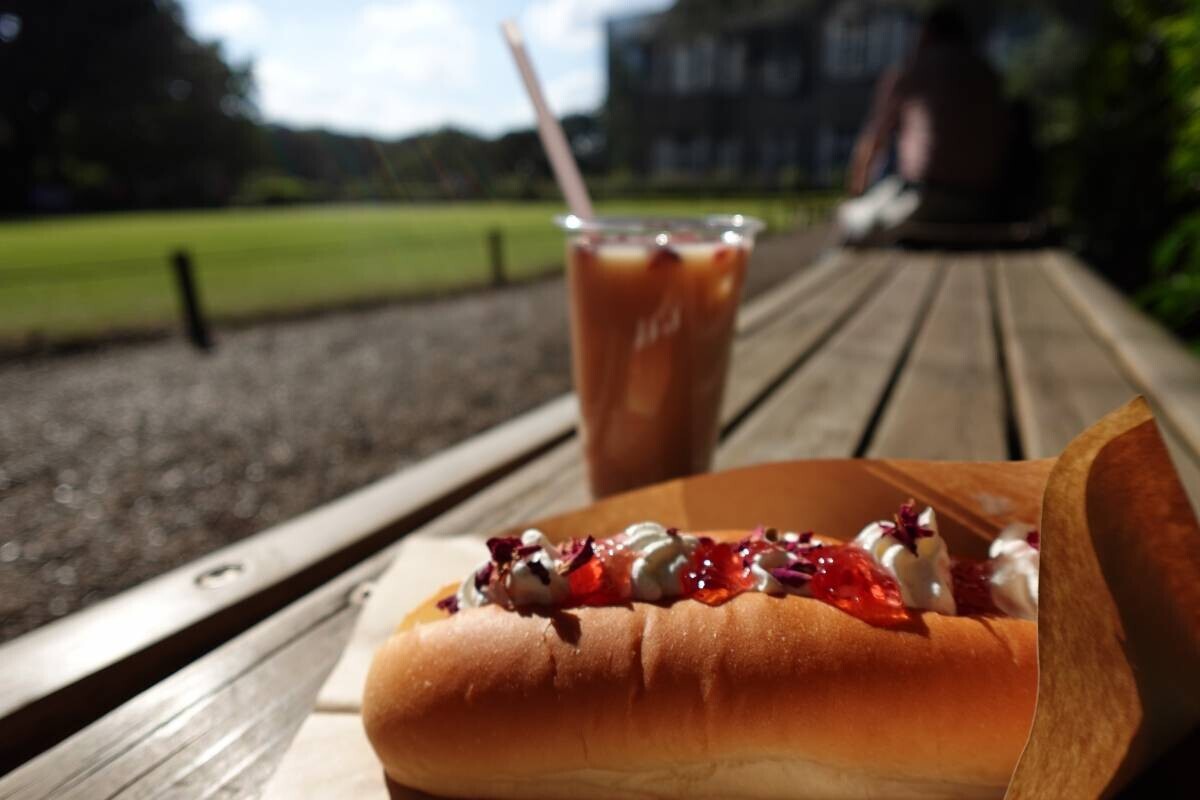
<box><xmin>264</xmin><ymin>397</ymin><xmax>1199</xmax><ymax>799</ymax></box>
<box><xmin>1007</xmin><ymin>397</ymin><xmax>1200</xmax><ymax>798</ymax></box>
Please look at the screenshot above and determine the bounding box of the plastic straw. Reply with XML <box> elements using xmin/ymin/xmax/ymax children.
<box><xmin>500</xmin><ymin>19</ymin><xmax>595</xmax><ymax>220</ymax></box>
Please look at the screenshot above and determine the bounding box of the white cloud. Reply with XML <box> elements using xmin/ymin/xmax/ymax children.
<box><xmin>353</xmin><ymin>0</ymin><xmax>478</xmax><ymax>88</ymax></box>
<box><xmin>546</xmin><ymin>66</ymin><xmax>603</xmax><ymax>114</ymax></box>
<box><xmin>199</xmin><ymin>0</ymin><xmax>671</xmax><ymax>138</ymax></box>
<box><xmin>257</xmin><ymin>53</ymin><xmax>485</xmax><ymax>138</ymax></box>
<box><xmin>522</xmin><ymin>0</ymin><xmax>670</xmax><ymax>53</ymax></box>
<box><xmin>194</xmin><ymin>0</ymin><xmax>266</xmax><ymax>40</ymax></box>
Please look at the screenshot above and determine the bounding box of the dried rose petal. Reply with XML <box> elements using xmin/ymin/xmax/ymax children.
<box><xmin>486</xmin><ymin>536</ymin><xmax>521</xmax><ymax>564</ymax></box>
<box><xmin>770</xmin><ymin>565</ymin><xmax>814</xmax><ymax>588</ymax></box>
<box><xmin>560</xmin><ymin>535</ymin><xmax>596</xmax><ymax>575</ymax></box>
<box><xmin>782</xmin><ymin>536</ymin><xmax>821</xmax><ymax>557</ymax></box>
<box><xmin>515</xmin><ymin>543</ymin><xmax>542</xmax><ymax>559</ymax></box>
<box><xmin>435</xmin><ymin>594</ymin><xmax>459</xmax><ymax>614</ymax></box>
<box><xmin>882</xmin><ymin>499</ymin><xmax>934</xmax><ymax>554</ymax></box>
<box><xmin>951</xmin><ymin>557</ymin><xmax>998</xmax><ymax>615</ymax></box>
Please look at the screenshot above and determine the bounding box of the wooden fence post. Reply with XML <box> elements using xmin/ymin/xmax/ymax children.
<box><xmin>171</xmin><ymin>250</ymin><xmax>213</xmax><ymax>351</ymax></box>
<box><xmin>487</xmin><ymin>228</ymin><xmax>506</xmax><ymax>287</ymax></box>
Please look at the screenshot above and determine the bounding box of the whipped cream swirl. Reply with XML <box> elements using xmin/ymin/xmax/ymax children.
<box><xmin>455</xmin><ymin>529</ymin><xmax>569</xmax><ymax>610</ymax></box>
<box><xmin>747</xmin><ymin>531</ymin><xmax>812</xmax><ymax>593</ymax></box>
<box><xmin>448</xmin><ymin>508</ymin><xmax>1038</xmax><ymax>623</ymax></box>
<box><xmin>853</xmin><ymin>507</ymin><xmax>956</xmax><ymax>615</ymax></box>
<box><xmin>625</xmin><ymin>522</ymin><xmax>699</xmax><ymax>602</ymax></box>
<box><xmin>988</xmin><ymin>524</ymin><xmax>1039</xmax><ymax>620</ymax></box>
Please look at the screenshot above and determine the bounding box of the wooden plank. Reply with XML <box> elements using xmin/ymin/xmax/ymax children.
<box><xmin>717</xmin><ymin>254</ymin><xmax>942</xmax><ymax>467</ymax></box>
<box><xmin>993</xmin><ymin>252</ymin><xmax>1139</xmax><ymax>458</ymax></box>
<box><xmin>720</xmin><ymin>251</ymin><xmax>891</xmax><ymax>424</ymax></box>
<box><xmin>0</xmin><ymin>249</ymin><xmax>838</xmax><ymax>772</ymax></box>
<box><xmin>867</xmin><ymin>256</ymin><xmax>1008</xmax><ymax>460</ymax></box>
<box><xmin>0</xmin><ymin>546</ymin><xmax>398</xmax><ymax>800</ymax></box>
<box><xmin>1043</xmin><ymin>251</ymin><xmax>1200</xmax><ymax>513</ymax></box>
<box><xmin>0</xmin><ymin>251</ymin><xmax>891</xmax><ymax>799</ymax></box>
<box><xmin>735</xmin><ymin>248</ymin><xmax>844</xmax><ymax>335</ymax></box>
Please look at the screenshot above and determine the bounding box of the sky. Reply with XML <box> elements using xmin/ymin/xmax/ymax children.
<box><xmin>180</xmin><ymin>0</ymin><xmax>672</xmax><ymax>140</ymax></box>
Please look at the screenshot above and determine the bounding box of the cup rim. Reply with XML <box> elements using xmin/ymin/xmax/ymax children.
<box><xmin>553</xmin><ymin>213</ymin><xmax>766</xmax><ymax>237</ymax></box>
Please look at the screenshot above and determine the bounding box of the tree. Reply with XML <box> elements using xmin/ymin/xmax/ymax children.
<box><xmin>0</xmin><ymin>0</ymin><xmax>260</xmax><ymax>213</ymax></box>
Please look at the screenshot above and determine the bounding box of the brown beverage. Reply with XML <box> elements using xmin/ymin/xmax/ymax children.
<box><xmin>558</xmin><ymin>216</ymin><xmax>761</xmax><ymax>498</ymax></box>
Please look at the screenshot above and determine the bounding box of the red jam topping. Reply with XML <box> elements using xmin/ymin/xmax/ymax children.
<box><xmin>809</xmin><ymin>546</ymin><xmax>910</xmax><ymax>626</ymax></box>
<box><xmin>681</xmin><ymin>540</ymin><xmax>757</xmax><ymax>606</ymax></box>
<box><xmin>567</xmin><ymin>537</ymin><xmax>636</xmax><ymax>606</ymax></box>
<box><xmin>950</xmin><ymin>558</ymin><xmax>999</xmax><ymax>616</ymax></box>
<box><xmin>439</xmin><ymin>508</ymin><xmax>1011</xmax><ymax>628</ymax></box>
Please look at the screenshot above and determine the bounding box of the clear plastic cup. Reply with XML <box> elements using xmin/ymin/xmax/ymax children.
<box><xmin>555</xmin><ymin>214</ymin><xmax>765</xmax><ymax>498</ymax></box>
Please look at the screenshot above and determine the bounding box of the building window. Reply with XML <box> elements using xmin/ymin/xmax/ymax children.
<box><xmin>865</xmin><ymin>12</ymin><xmax>914</xmax><ymax>71</ymax></box>
<box><xmin>652</xmin><ymin>137</ymin><xmax>677</xmax><ymax>174</ymax></box>
<box><xmin>823</xmin><ymin>5</ymin><xmax>869</xmax><ymax>78</ymax></box>
<box><xmin>692</xmin><ymin>35</ymin><xmax>716</xmax><ymax>91</ymax></box>
<box><xmin>716</xmin><ymin>138</ymin><xmax>743</xmax><ymax>173</ymax></box>
<box><xmin>718</xmin><ymin>39</ymin><xmax>747</xmax><ymax>92</ymax></box>
<box><xmin>670</xmin><ymin>42</ymin><xmax>691</xmax><ymax>94</ymax></box>
<box><xmin>823</xmin><ymin>2</ymin><xmax>913</xmax><ymax>79</ymax></box>
<box><xmin>670</xmin><ymin>36</ymin><xmax>718</xmax><ymax>94</ymax></box>
<box><xmin>816</xmin><ymin>123</ymin><xmax>858</xmax><ymax>183</ymax></box>
<box><xmin>686</xmin><ymin>137</ymin><xmax>712</xmax><ymax>172</ymax></box>
<box><xmin>762</xmin><ymin>50</ymin><xmax>803</xmax><ymax>94</ymax></box>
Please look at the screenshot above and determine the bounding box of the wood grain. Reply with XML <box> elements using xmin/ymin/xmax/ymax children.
<box><xmin>0</xmin><ymin>546</ymin><xmax>398</xmax><ymax>800</ymax></box>
<box><xmin>1043</xmin><ymin>251</ymin><xmax>1200</xmax><ymax>514</ymax></box>
<box><xmin>993</xmin><ymin>252</ymin><xmax>1138</xmax><ymax>458</ymax></box>
<box><xmin>720</xmin><ymin>251</ymin><xmax>892</xmax><ymax>425</ymax></box>
<box><xmin>867</xmin><ymin>255</ymin><xmax>1007</xmax><ymax>460</ymax></box>
<box><xmin>717</xmin><ymin>254</ymin><xmax>942</xmax><ymax>466</ymax></box>
<box><xmin>1044</xmin><ymin>252</ymin><xmax>1200</xmax><ymax>456</ymax></box>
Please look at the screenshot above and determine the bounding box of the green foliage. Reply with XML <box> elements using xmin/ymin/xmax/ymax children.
<box><xmin>232</xmin><ymin>171</ymin><xmax>319</xmax><ymax>206</ymax></box>
<box><xmin>1137</xmin><ymin>1</ymin><xmax>1200</xmax><ymax>342</ymax></box>
<box><xmin>0</xmin><ymin>0</ymin><xmax>261</xmax><ymax>213</ymax></box>
<box><xmin>1143</xmin><ymin>2</ymin><xmax>1200</xmax><ymax>343</ymax></box>
<box><xmin>1043</xmin><ymin>0</ymin><xmax>1198</xmax><ymax>349</ymax></box>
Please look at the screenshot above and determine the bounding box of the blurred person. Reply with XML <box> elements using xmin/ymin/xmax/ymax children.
<box><xmin>838</xmin><ymin>6</ymin><xmax>1008</xmax><ymax>243</ymax></box>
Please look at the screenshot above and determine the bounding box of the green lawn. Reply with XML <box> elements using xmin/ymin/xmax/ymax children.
<box><xmin>0</xmin><ymin>197</ymin><xmax>830</xmax><ymax>345</ymax></box>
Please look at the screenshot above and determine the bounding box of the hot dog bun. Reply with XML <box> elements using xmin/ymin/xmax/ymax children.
<box><xmin>363</xmin><ymin>531</ymin><xmax>1037</xmax><ymax>799</ymax></box>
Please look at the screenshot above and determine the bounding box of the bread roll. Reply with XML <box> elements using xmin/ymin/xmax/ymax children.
<box><xmin>363</xmin><ymin>534</ymin><xmax>1037</xmax><ymax>799</ymax></box>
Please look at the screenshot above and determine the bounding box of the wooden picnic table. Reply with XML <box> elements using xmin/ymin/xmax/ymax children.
<box><xmin>2</xmin><ymin>245</ymin><xmax>1199</xmax><ymax>799</ymax></box>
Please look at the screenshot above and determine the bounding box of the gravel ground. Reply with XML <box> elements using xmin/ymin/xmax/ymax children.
<box><xmin>0</xmin><ymin>226</ymin><xmax>830</xmax><ymax>643</ymax></box>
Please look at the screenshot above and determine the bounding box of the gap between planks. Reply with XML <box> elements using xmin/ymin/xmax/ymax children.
<box><xmin>864</xmin><ymin>254</ymin><xmax>1009</xmax><ymax>461</ymax></box>
<box><xmin>717</xmin><ymin>253</ymin><xmax>943</xmax><ymax>467</ymax></box>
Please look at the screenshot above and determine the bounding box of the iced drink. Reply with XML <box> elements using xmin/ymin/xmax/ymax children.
<box><xmin>557</xmin><ymin>215</ymin><xmax>762</xmax><ymax>498</ymax></box>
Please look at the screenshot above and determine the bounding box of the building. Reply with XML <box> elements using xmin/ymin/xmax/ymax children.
<box><xmin>605</xmin><ymin>0</ymin><xmax>923</xmax><ymax>186</ymax></box>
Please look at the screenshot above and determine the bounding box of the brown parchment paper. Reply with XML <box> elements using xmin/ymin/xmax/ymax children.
<box><xmin>264</xmin><ymin>398</ymin><xmax>1198</xmax><ymax>799</ymax></box>
<box><xmin>1007</xmin><ymin>397</ymin><xmax>1200</xmax><ymax>799</ymax></box>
